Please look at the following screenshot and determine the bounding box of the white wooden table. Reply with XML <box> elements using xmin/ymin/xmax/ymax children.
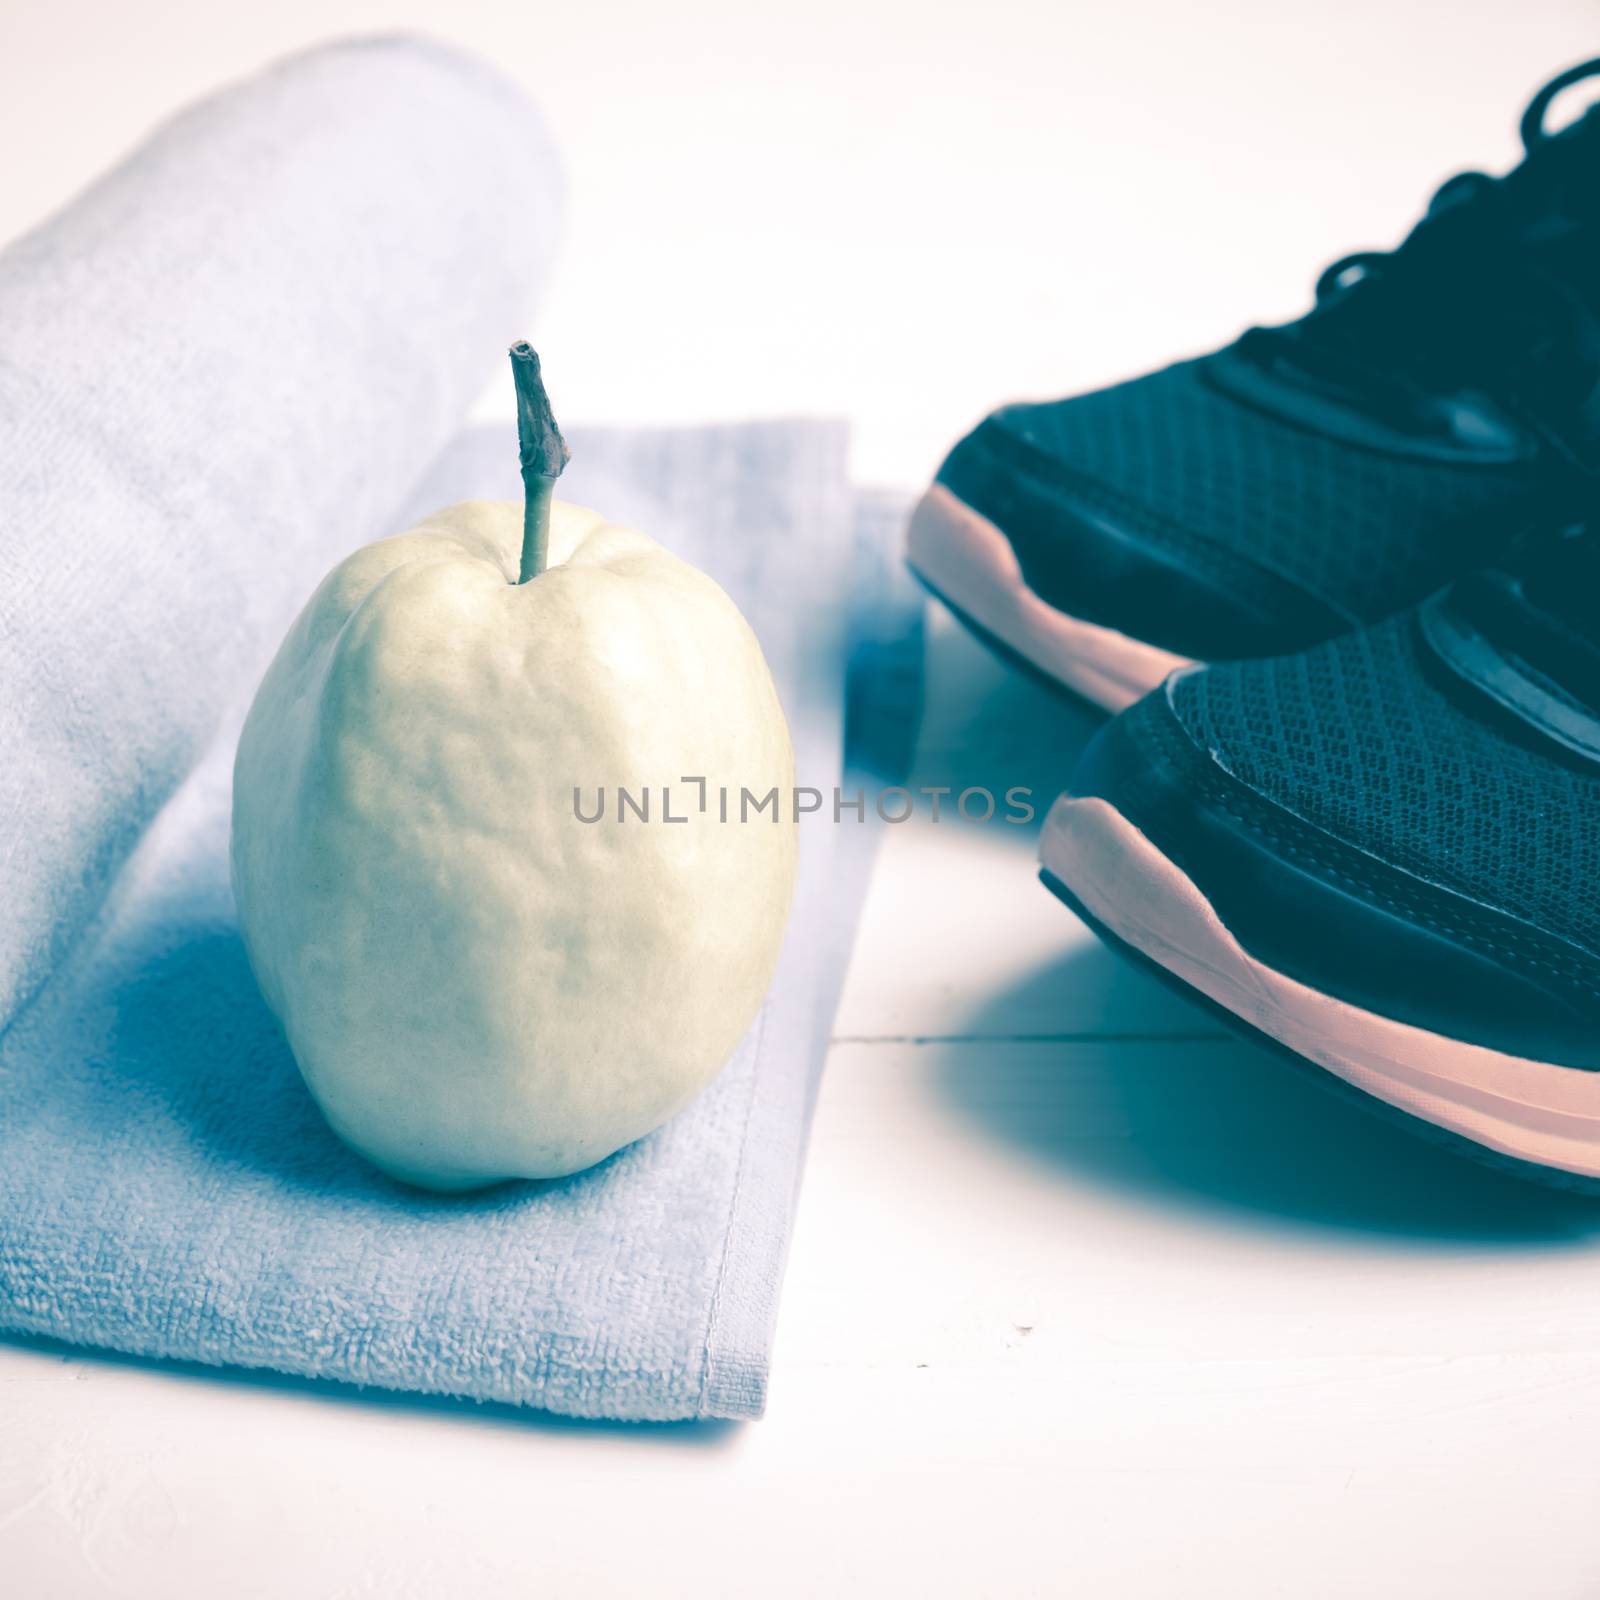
<box><xmin>7</xmin><ymin>607</ymin><xmax>1600</xmax><ymax>1597</ymax></box>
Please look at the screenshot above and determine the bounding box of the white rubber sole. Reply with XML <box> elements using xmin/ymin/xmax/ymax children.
<box><xmin>1040</xmin><ymin>794</ymin><xmax>1600</xmax><ymax>1182</ymax></box>
<box><xmin>905</xmin><ymin>484</ymin><xmax>1193</xmax><ymax>712</ymax></box>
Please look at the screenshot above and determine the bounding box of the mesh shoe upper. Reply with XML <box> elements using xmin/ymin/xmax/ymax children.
<box><xmin>993</xmin><ymin>362</ymin><xmax>1534</xmax><ymax>625</ymax></box>
<box><xmin>1167</xmin><ymin>608</ymin><xmax>1600</xmax><ymax>960</ymax></box>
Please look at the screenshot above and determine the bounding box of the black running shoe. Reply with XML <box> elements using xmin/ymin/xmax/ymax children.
<box><xmin>910</xmin><ymin>59</ymin><xmax>1600</xmax><ymax>710</ymax></box>
<box><xmin>1039</xmin><ymin>526</ymin><xmax>1600</xmax><ymax>1187</ymax></box>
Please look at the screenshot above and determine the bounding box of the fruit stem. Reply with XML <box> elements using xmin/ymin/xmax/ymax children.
<box><xmin>510</xmin><ymin>342</ymin><xmax>570</xmax><ymax>583</ymax></box>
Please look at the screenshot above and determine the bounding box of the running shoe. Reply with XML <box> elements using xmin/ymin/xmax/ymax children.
<box><xmin>910</xmin><ymin>59</ymin><xmax>1600</xmax><ymax>710</ymax></box>
<box><xmin>1039</xmin><ymin>526</ymin><xmax>1600</xmax><ymax>1187</ymax></box>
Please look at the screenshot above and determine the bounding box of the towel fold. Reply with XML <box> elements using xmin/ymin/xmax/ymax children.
<box><xmin>0</xmin><ymin>40</ymin><xmax>922</xmax><ymax>1420</ymax></box>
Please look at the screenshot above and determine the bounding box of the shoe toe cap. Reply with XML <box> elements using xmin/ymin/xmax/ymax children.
<box><xmin>1063</xmin><ymin>684</ymin><xmax>1600</xmax><ymax>1067</ymax></box>
<box><xmin>936</xmin><ymin>400</ymin><xmax>1348</xmax><ymax>660</ymax></box>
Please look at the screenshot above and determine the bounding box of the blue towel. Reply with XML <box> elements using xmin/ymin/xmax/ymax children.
<box><xmin>0</xmin><ymin>40</ymin><xmax>921</xmax><ymax>1421</ymax></box>
<box><xmin>0</xmin><ymin>35</ymin><xmax>563</xmax><ymax>1034</ymax></box>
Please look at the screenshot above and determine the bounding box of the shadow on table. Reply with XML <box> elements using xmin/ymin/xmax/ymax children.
<box><xmin>907</xmin><ymin>601</ymin><xmax>1108</xmax><ymax>840</ymax></box>
<box><xmin>939</xmin><ymin>949</ymin><xmax>1600</xmax><ymax>1245</ymax></box>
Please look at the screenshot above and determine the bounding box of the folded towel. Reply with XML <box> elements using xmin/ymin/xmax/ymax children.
<box><xmin>0</xmin><ymin>420</ymin><xmax>920</xmax><ymax>1420</ymax></box>
<box><xmin>0</xmin><ymin>36</ymin><xmax>563</xmax><ymax>1033</ymax></box>
<box><xmin>0</xmin><ymin>42</ymin><xmax>923</xmax><ymax>1420</ymax></box>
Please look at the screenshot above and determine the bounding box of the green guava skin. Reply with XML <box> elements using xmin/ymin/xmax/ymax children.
<box><xmin>231</xmin><ymin>499</ymin><xmax>797</xmax><ymax>1191</ymax></box>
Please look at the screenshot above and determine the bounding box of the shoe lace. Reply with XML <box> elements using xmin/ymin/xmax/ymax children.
<box><xmin>1314</xmin><ymin>59</ymin><xmax>1600</xmax><ymax>303</ymax></box>
<box><xmin>1274</xmin><ymin>59</ymin><xmax>1600</xmax><ymax>465</ymax></box>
